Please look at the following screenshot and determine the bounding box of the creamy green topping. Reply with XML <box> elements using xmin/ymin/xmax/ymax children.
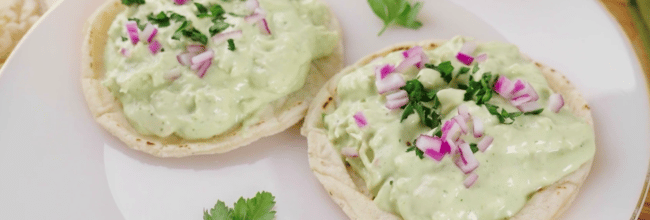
<box><xmin>103</xmin><ymin>0</ymin><xmax>338</xmax><ymax>139</ymax></box>
<box><xmin>324</xmin><ymin>37</ymin><xmax>595</xmax><ymax>220</ymax></box>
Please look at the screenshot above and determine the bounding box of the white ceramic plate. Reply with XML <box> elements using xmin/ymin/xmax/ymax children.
<box><xmin>0</xmin><ymin>0</ymin><xmax>647</xmax><ymax>219</ymax></box>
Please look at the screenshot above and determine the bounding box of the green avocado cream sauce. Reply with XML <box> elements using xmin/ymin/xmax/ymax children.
<box><xmin>324</xmin><ymin>37</ymin><xmax>595</xmax><ymax>220</ymax></box>
<box><xmin>103</xmin><ymin>0</ymin><xmax>338</xmax><ymax>139</ymax></box>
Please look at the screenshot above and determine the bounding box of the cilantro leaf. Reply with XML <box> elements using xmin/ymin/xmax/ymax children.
<box><xmin>172</xmin><ymin>20</ymin><xmax>191</xmax><ymax>40</ymax></box>
<box><xmin>472</xmin><ymin>63</ymin><xmax>480</xmax><ymax>73</ymax></box>
<box><xmin>425</xmin><ymin>61</ymin><xmax>454</xmax><ymax>84</ymax></box>
<box><xmin>127</xmin><ymin>18</ymin><xmax>146</xmax><ymax>30</ymax></box>
<box><xmin>204</xmin><ymin>201</ymin><xmax>232</xmax><ymax>220</ymax></box>
<box><xmin>169</xmin><ymin>12</ymin><xmax>186</xmax><ymax>22</ymax></box>
<box><xmin>195</xmin><ymin>3</ymin><xmax>211</xmax><ymax>18</ymax></box>
<box><xmin>203</xmin><ymin>191</ymin><xmax>276</xmax><ymax>220</ymax></box>
<box><xmin>458</xmin><ymin>66</ymin><xmax>470</xmax><ymax>75</ymax></box>
<box><xmin>121</xmin><ymin>36</ymin><xmax>128</xmax><ymax>41</ymax></box>
<box><xmin>147</xmin><ymin>12</ymin><xmax>170</xmax><ymax>27</ymax></box>
<box><xmin>367</xmin><ymin>0</ymin><xmax>424</xmax><ymax>36</ymax></box>
<box><xmin>227</xmin><ymin>39</ymin><xmax>236</xmax><ymax>51</ymax></box>
<box><xmin>485</xmin><ymin>103</ymin><xmax>524</xmax><ymax>124</ymax></box>
<box><xmin>470</xmin><ymin>143</ymin><xmax>479</xmax><ymax>153</ymax></box>
<box><xmin>121</xmin><ymin>0</ymin><xmax>144</xmax><ymax>6</ymax></box>
<box><xmin>209</xmin><ymin>5</ymin><xmax>226</xmax><ymax>19</ymax></box>
<box><xmin>210</xmin><ymin>20</ymin><xmax>230</xmax><ymax>36</ymax></box>
<box><xmin>406</xmin><ymin>146</ymin><xmax>425</xmax><ymax>159</ymax></box>
<box><xmin>400</xmin><ymin>103</ymin><xmax>415</xmax><ymax>122</ymax></box>
<box><xmin>524</xmin><ymin>108</ymin><xmax>544</xmax><ymax>115</ymax></box>
<box><xmin>183</xmin><ymin>27</ymin><xmax>209</xmax><ymax>45</ymax></box>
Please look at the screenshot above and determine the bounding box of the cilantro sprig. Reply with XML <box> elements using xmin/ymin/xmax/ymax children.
<box><xmin>425</xmin><ymin>61</ymin><xmax>455</xmax><ymax>84</ymax></box>
<box><xmin>147</xmin><ymin>12</ymin><xmax>171</xmax><ymax>27</ymax></box>
<box><xmin>204</xmin><ymin>191</ymin><xmax>276</xmax><ymax>220</ymax></box>
<box><xmin>121</xmin><ymin>0</ymin><xmax>144</xmax><ymax>6</ymax></box>
<box><xmin>400</xmin><ymin>79</ymin><xmax>442</xmax><ymax>129</ymax></box>
<box><xmin>367</xmin><ymin>0</ymin><xmax>424</xmax><ymax>36</ymax></box>
<box><xmin>463</xmin><ymin>72</ymin><xmax>495</xmax><ymax>105</ymax></box>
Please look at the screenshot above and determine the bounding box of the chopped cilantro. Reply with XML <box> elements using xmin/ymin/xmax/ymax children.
<box><xmin>400</xmin><ymin>79</ymin><xmax>442</xmax><ymax>129</ymax></box>
<box><xmin>147</xmin><ymin>12</ymin><xmax>170</xmax><ymax>27</ymax></box>
<box><xmin>183</xmin><ymin>28</ymin><xmax>209</xmax><ymax>45</ymax></box>
<box><xmin>203</xmin><ymin>191</ymin><xmax>276</xmax><ymax>220</ymax></box>
<box><xmin>472</xmin><ymin>63</ymin><xmax>480</xmax><ymax>73</ymax></box>
<box><xmin>172</xmin><ymin>20</ymin><xmax>191</xmax><ymax>40</ymax></box>
<box><xmin>227</xmin><ymin>39</ymin><xmax>236</xmax><ymax>51</ymax></box>
<box><xmin>406</xmin><ymin>146</ymin><xmax>425</xmax><ymax>159</ymax></box>
<box><xmin>169</xmin><ymin>12</ymin><xmax>186</xmax><ymax>22</ymax></box>
<box><xmin>425</xmin><ymin>61</ymin><xmax>454</xmax><ymax>84</ymax></box>
<box><xmin>459</xmin><ymin>66</ymin><xmax>470</xmax><ymax>75</ymax></box>
<box><xmin>209</xmin><ymin>20</ymin><xmax>230</xmax><ymax>36</ymax></box>
<box><xmin>195</xmin><ymin>3</ymin><xmax>211</xmax><ymax>18</ymax></box>
<box><xmin>463</xmin><ymin>72</ymin><xmax>495</xmax><ymax>105</ymax></box>
<box><xmin>485</xmin><ymin>103</ymin><xmax>523</xmax><ymax>124</ymax></box>
<box><xmin>470</xmin><ymin>143</ymin><xmax>479</xmax><ymax>153</ymax></box>
<box><xmin>524</xmin><ymin>108</ymin><xmax>544</xmax><ymax>115</ymax></box>
<box><xmin>209</xmin><ymin>5</ymin><xmax>226</xmax><ymax>19</ymax></box>
<box><xmin>121</xmin><ymin>36</ymin><xmax>128</xmax><ymax>41</ymax></box>
<box><xmin>121</xmin><ymin>0</ymin><xmax>144</xmax><ymax>6</ymax></box>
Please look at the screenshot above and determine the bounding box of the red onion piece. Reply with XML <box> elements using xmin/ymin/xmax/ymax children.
<box><xmin>376</xmin><ymin>73</ymin><xmax>406</xmax><ymax>94</ymax></box>
<box><xmin>385</xmin><ymin>90</ymin><xmax>409</xmax><ymax>110</ymax></box>
<box><xmin>416</xmin><ymin>135</ymin><xmax>443</xmax><ymax>152</ymax></box>
<box><xmin>120</xmin><ymin>48</ymin><xmax>131</xmax><ymax>57</ymax></box>
<box><xmin>453</xmin><ymin>115</ymin><xmax>468</xmax><ymax>134</ymax></box>
<box><xmin>213</xmin><ymin>30</ymin><xmax>243</xmax><ymax>45</ymax></box>
<box><xmin>402</xmin><ymin>46</ymin><xmax>428</xmax><ymax>69</ymax></box>
<box><xmin>341</xmin><ymin>147</ymin><xmax>359</xmax><ymax>158</ymax></box>
<box><xmin>456</xmin><ymin>52</ymin><xmax>474</xmax><ymax>66</ymax></box>
<box><xmin>148</xmin><ymin>40</ymin><xmax>162</xmax><ymax>54</ymax></box>
<box><xmin>456</xmin><ymin>143</ymin><xmax>479</xmax><ymax>174</ymax></box>
<box><xmin>245</xmin><ymin>0</ymin><xmax>259</xmax><ymax>11</ymax></box>
<box><xmin>395</xmin><ymin>53</ymin><xmax>422</xmax><ymax>73</ymax></box>
<box><xmin>425</xmin><ymin>149</ymin><xmax>446</xmax><ymax>161</ymax></box>
<box><xmin>245</xmin><ymin>8</ymin><xmax>266</xmax><ymax>24</ymax></box>
<box><xmin>511</xmin><ymin>79</ymin><xmax>527</xmax><ymax>96</ymax></box>
<box><xmin>441</xmin><ymin>120</ymin><xmax>454</xmax><ymax>133</ymax></box>
<box><xmin>510</xmin><ymin>94</ymin><xmax>533</xmax><ymax>106</ymax></box>
<box><xmin>477</xmin><ymin>136</ymin><xmax>493</xmax><ymax>152</ymax></box>
<box><xmin>164</xmin><ymin>69</ymin><xmax>182</xmax><ymax>81</ymax></box>
<box><xmin>191</xmin><ymin>49</ymin><xmax>214</xmax><ymax>65</ymax></box>
<box><xmin>174</xmin><ymin>0</ymin><xmax>189</xmax><ymax>5</ymax></box>
<box><xmin>375</xmin><ymin>64</ymin><xmax>395</xmax><ymax>80</ymax></box>
<box><xmin>141</xmin><ymin>23</ymin><xmax>158</xmax><ymax>43</ymax></box>
<box><xmin>517</xmin><ymin>101</ymin><xmax>542</xmax><ymax>113</ymax></box>
<box><xmin>177</xmin><ymin>53</ymin><xmax>192</xmax><ymax>66</ymax></box>
<box><xmin>190</xmin><ymin>61</ymin><xmax>203</xmax><ymax>70</ymax></box>
<box><xmin>386</xmin><ymin>98</ymin><xmax>409</xmax><ymax>110</ymax></box>
<box><xmin>475</xmin><ymin>53</ymin><xmax>488</xmax><ymax>63</ymax></box>
<box><xmin>442</xmin><ymin>122</ymin><xmax>461</xmax><ymax>141</ymax></box>
<box><xmin>125</xmin><ymin>21</ymin><xmax>140</xmax><ymax>45</ymax></box>
<box><xmin>196</xmin><ymin>60</ymin><xmax>212</xmax><ymax>78</ymax></box>
<box><xmin>464</xmin><ymin>173</ymin><xmax>478</xmax><ymax>188</ymax></box>
<box><xmin>353</xmin><ymin>111</ymin><xmax>367</xmax><ymax>128</ymax></box>
<box><xmin>457</xmin><ymin>105</ymin><xmax>470</xmax><ymax>121</ymax></box>
<box><xmin>494</xmin><ymin>76</ymin><xmax>515</xmax><ymax>99</ymax></box>
<box><xmin>472</xmin><ymin>116</ymin><xmax>484</xmax><ymax>138</ymax></box>
<box><xmin>548</xmin><ymin>93</ymin><xmax>564</xmax><ymax>113</ymax></box>
<box><xmin>186</xmin><ymin>45</ymin><xmax>205</xmax><ymax>54</ymax></box>
<box><xmin>257</xmin><ymin>19</ymin><xmax>272</xmax><ymax>35</ymax></box>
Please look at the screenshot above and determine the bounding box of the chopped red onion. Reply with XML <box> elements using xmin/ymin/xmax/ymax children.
<box><xmin>125</xmin><ymin>21</ymin><xmax>140</xmax><ymax>45</ymax></box>
<box><xmin>375</xmin><ymin>64</ymin><xmax>396</xmax><ymax>80</ymax></box>
<box><xmin>456</xmin><ymin>143</ymin><xmax>479</xmax><ymax>174</ymax></box>
<box><xmin>385</xmin><ymin>90</ymin><xmax>409</xmax><ymax>110</ymax></box>
<box><xmin>510</xmin><ymin>94</ymin><xmax>533</xmax><ymax>106</ymax></box>
<box><xmin>341</xmin><ymin>147</ymin><xmax>359</xmax><ymax>158</ymax></box>
<box><xmin>257</xmin><ymin>19</ymin><xmax>272</xmax><ymax>35</ymax></box>
<box><xmin>354</xmin><ymin>111</ymin><xmax>367</xmax><ymax>128</ymax></box>
<box><xmin>196</xmin><ymin>60</ymin><xmax>212</xmax><ymax>78</ymax></box>
<box><xmin>453</xmin><ymin>115</ymin><xmax>468</xmax><ymax>134</ymax></box>
<box><xmin>511</xmin><ymin>79</ymin><xmax>527</xmax><ymax>96</ymax></box>
<box><xmin>395</xmin><ymin>53</ymin><xmax>422</xmax><ymax>73</ymax></box>
<box><xmin>444</xmin><ymin>137</ymin><xmax>458</xmax><ymax>154</ymax></box>
<box><xmin>457</xmin><ymin>105</ymin><xmax>470</xmax><ymax>121</ymax></box>
<box><xmin>548</xmin><ymin>93</ymin><xmax>565</xmax><ymax>113</ymax></box>
<box><xmin>186</xmin><ymin>45</ymin><xmax>205</xmax><ymax>54</ymax></box>
<box><xmin>477</xmin><ymin>136</ymin><xmax>493</xmax><ymax>152</ymax></box>
<box><xmin>120</xmin><ymin>48</ymin><xmax>131</xmax><ymax>57</ymax></box>
<box><xmin>213</xmin><ymin>30</ymin><xmax>243</xmax><ymax>45</ymax></box>
<box><xmin>494</xmin><ymin>76</ymin><xmax>515</xmax><ymax>99</ymax></box>
<box><xmin>164</xmin><ymin>69</ymin><xmax>182</xmax><ymax>81</ymax></box>
<box><xmin>456</xmin><ymin>52</ymin><xmax>474</xmax><ymax>66</ymax></box>
<box><xmin>475</xmin><ymin>53</ymin><xmax>488</xmax><ymax>63</ymax></box>
<box><xmin>141</xmin><ymin>23</ymin><xmax>158</xmax><ymax>43</ymax></box>
<box><xmin>148</xmin><ymin>40</ymin><xmax>162</xmax><ymax>54</ymax></box>
<box><xmin>472</xmin><ymin>116</ymin><xmax>483</xmax><ymax>138</ymax></box>
<box><xmin>245</xmin><ymin>8</ymin><xmax>266</xmax><ymax>24</ymax></box>
<box><xmin>442</xmin><ymin>120</ymin><xmax>454</xmax><ymax>133</ymax></box>
<box><xmin>402</xmin><ymin>46</ymin><xmax>428</xmax><ymax>69</ymax></box>
<box><xmin>416</xmin><ymin>135</ymin><xmax>443</xmax><ymax>152</ymax></box>
<box><xmin>425</xmin><ymin>149</ymin><xmax>446</xmax><ymax>161</ymax></box>
<box><xmin>517</xmin><ymin>101</ymin><xmax>542</xmax><ymax>113</ymax></box>
<box><xmin>514</xmin><ymin>82</ymin><xmax>539</xmax><ymax>102</ymax></box>
<box><xmin>464</xmin><ymin>173</ymin><xmax>478</xmax><ymax>188</ymax></box>
<box><xmin>443</xmin><ymin>122</ymin><xmax>461</xmax><ymax>141</ymax></box>
<box><xmin>177</xmin><ymin>53</ymin><xmax>192</xmax><ymax>66</ymax></box>
<box><xmin>173</xmin><ymin>0</ymin><xmax>189</xmax><ymax>5</ymax></box>
<box><xmin>190</xmin><ymin>61</ymin><xmax>203</xmax><ymax>70</ymax></box>
<box><xmin>376</xmin><ymin>73</ymin><xmax>406</xmax><ymax>94</ymax></box>
<box><xmin>191</xmin><ymin>50</ymin><xmax>214</xmax><ymax>65</ymax></box>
